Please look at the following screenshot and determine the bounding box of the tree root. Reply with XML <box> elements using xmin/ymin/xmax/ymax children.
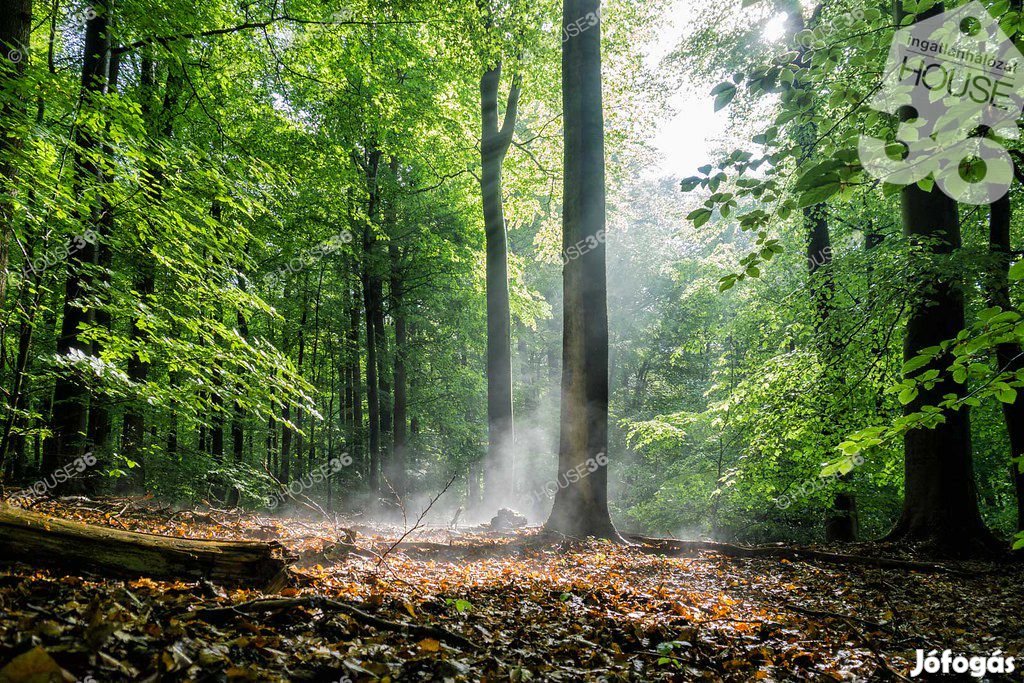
<box><xmin>626</xmin><ymin>535</ymin><xmax>971</xmax><ymax>575</ymax></box>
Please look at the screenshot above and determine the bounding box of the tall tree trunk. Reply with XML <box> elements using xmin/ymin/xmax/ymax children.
<box><xmin>306</xmin><ymin>264</ymin><xmax>325</xmax><ymax>478</ymax></box>
<box><xmin>0</xmin><ymin>0</ymin><xmax>32</xmax><ymax>310</ymax></box>
<box><xmin>789</xmin><ymin>4</ymin><xmax>855</xmax><ymax>542</ymax></box>
<box><xmin>43</xmin><ymin>1</ymin><xmax>111</xmax><ymax>477</ymax></box>
<box><xmin>480</xmin><ymin>63</ymin><xmax>520</xmax><ymax>507</ymax></box>
<box><xmin>375</xmin><ymin>280</ymin><xmax>391</xmax><ymax>476</ymax></box>
<box><xmin>210</xmin><ymin>205</ymin><xmax>225</xmax><ymax>465</ymax></box>
<box><xmin>0</xmin><ymin>277</ymin><xmax>38</xmax><ymax>475</ymax></box>
<box><xmin>292</xmin><ymin>275</ymin><xmax>309</xmax><ymax>479</ymax></box>
<box><xmin>885</xmin><ymin>0</ymin><xmax>997</xmax><ymax>556</ymax></box>
<box><xmin>122</xmin><ymin>54</ymin><xmax>179</xmax><ymax>477</ymax></box>
<box><xmin>233</xmin><ymin>303</ymin><xmax>249</xmax><ymax>464</ymax></box>
<box><xmin>359</xmin><ymin>149</ymin><xmax>382</xmax><ymax>494</ymax></box>
<box><xmin>279</xmin><ymin>405</ymin><xmax>291</xmax><ymax>484</ymax></box>
<box><xmin>986</xmin><ymin>193</ymin><xmax>1024</xmax><ymax>532</ymax></box>
<box><xmin>545</xmin><ymin>0</ymin><xmax>620</xmax><ymax>540</ymax></box>
<box><xmin>85</xmin><ymin>50</ymin><xmax>121</xmax><ymax>464</ymax></box>
<box><xmin>387</xmin><ymin>159</ymin><xmax>407</xmax><ymax>498</ymax></box>
<box><xmin>347</xmin><ymin>267</ymin><xmax>364</xmax><ymax>477</ymax></box>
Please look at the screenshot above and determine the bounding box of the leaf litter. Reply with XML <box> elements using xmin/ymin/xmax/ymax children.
<box><xmin>0</xmin><ymin>498</ymin><xmax>1021</xmax><ymax>681</ymax></box>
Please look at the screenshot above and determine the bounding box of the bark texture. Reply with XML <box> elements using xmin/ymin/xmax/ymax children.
<box><xmin>0</xmin><ymin>504</ymin><xmax>293</xmax><ymax>587</ymax></box>
<box><xmin>545</xmin><ymin>0</ymin><xmax>620</xmax><ymax>540</ymax></box>
<box><xmin>480</xmin><ymin>64</ymin><xmax>520</xmax><ymax>505</ymax></box>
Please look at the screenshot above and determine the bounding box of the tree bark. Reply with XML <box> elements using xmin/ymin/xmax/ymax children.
<box><xmin>43</xmin><ymin>1</ymin><xmax>112</xmax><ymax>478</ymax></box>
<box><xmin>986</xmin><ymin>193</ymin><xmax>1024</xmax><ymax>532</ymax></box>
<box><xmin>360</xmin><ymin>149</ymin><xmax>382</xmax><ymax>494</ymax></box>
<box><xmin>0</xmin><ymin>0</ymin><xmax>32</xmax><ymax>310</ymax></box>
<box><xmin>0</xmin><ymin>504</ymin><xmax>293</xmax><ymax>588</ymax></box>
<box><xmin>85</xmin><ymin>49</ymin><xmax>121</xmax><ymax>463</ymax></box>
<box><xmin>292</xmin><ymin>275</ymin><xmax>309</xmax><ymax>479</ymax></box>
<box><xmin>480</xmin><ymin>64</ymin><xmax>520</xmax><ymax>506</ymax></box>
<box><xmin>886</xmin><ymin>1</ymin><xmax>998</xmax><ymax>556</ymax></box>
<box><xmin>347</xmin><ymin>263</ymin><xmax>364</xmax><ymax>477</ymax></box>
<box><xmin>123</xmin><ymin>55</ymin><xmax>180</xmax><ymax>476</ymax></box>
<box><xmin>545</xmin><ymin>0</ymin><xmax>620</xmax><ymax>540</ymax></box>
<box><xmin>387</xmin><ymin>158</ymin><xmax>407</xmax><ymax>498</ymax></box>
<box><xmin>789</xmin><ymin>4</ymin><xmax>855</xmax><ymax>543</ymax></box>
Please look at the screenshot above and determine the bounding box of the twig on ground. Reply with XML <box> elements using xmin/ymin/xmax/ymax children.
<box><xmin>187</xmin><ymin>595</ymin><xmax>480</xmax><ymax>651</ymax></box>
<box><xmin>627</xmin><ymin>535</ymin><xmax>969</xmax><ymax>575</ymax></box>
<box><xmin>376</xmin><ymin>473</ymin><xmax>457</xmax><ymax>567</ymax></box>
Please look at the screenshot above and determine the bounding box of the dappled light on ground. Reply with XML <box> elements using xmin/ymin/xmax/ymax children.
<box><xmin>1</xmin><ymin>499</ymin><xmax>1020</xmax><ymax>681</ymax></box>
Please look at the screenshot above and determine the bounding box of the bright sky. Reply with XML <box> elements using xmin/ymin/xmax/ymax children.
<box><xmin>643</xmin><ymin>1</ymin><xmax>789</xmax><ymax>179</ymax></box>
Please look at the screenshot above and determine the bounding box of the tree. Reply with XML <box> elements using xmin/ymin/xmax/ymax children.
<box><xmin>545</xmin><ymin>0</ymin><xmax>620</xmax><ymax>540</ymax></box>
<box><xmin>480</xmin><ymin>62</ymin><xmax>520</xmax><ymax>506</ymax></box>
<box><xmin>43</xmin><ymin>1</ymin><xmax>112</xmax><ymax>482</ymax></box>
<box><xmin>0</xmin><ymin>0</ymin><xmax>31</xmax><ymax>313</ymax></box>
<box><xmin>986</xmin><ymin>190</ymin><xmax>1024</xmax><ymax>533</ymax></box>
<box><xmin>882</xmin><ymin>1</ymin><xmax>998</xmax><ymax>556</ymax></box>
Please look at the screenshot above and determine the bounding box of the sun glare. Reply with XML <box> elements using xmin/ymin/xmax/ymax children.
<box><xmin>764</xmin><ymin>11</ymin><xmax>790</xmax><ymax>42</ymax></box>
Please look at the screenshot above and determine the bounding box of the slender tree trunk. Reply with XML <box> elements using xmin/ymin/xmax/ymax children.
<box><xmin>210</xmin><ymin>206</ymin><xmax>225</xmax><ymax>466</ymax></box>
<box><xmin>123</xmin><ymin>55</ymin><xmax>179</xmax><ymax>477</ymax></box>
<box><xmin>85</xmin><ymin>49</ymin><xmax>121</xmax><ymax>464</ymax></box>
<box><xmin>306</xmin><ymin>265</ymin><xmax>324</xmax><ymax>478</ymax></box>
<box><xmin>279</xmin><ymin>405</ymin><xmax>291</xmax><ymax>484</ymax></box>
<box><xmin>347</xmin><ymin>268</ymin><xmax>364</xmax><ymax>476</ymax></box>
<box><xmin>292</xmin><ymin>275</ymin><xmax>309</xmax><ymax>479</ymax></box>
<box><xmin>232</xmin><ymin>305</ymin><xmax>249</xmax><ymax>463</ymax></box>
<box><xmin>387</xmin><ymin>175</ymin><xmax>407</xmax><ymax>498</ymax></box>
<box><xmin>789</xmin><ymin>5</ymin><xmax>855</xmax><ymax>542</ymax></box>
<box><xmin>43</xmin><ymin>1</ymin><xmax>111</xmax><ymax>477</ymax></box>
<box><xmin>0</xmin><ymin>279</ymin><xmax>37</xmax><ymax>475</ymax></box>
<box><xmin>480</xmin><ymin>63</ymin><xmax>521</xmax><ymax>507</ymax></box>
<box><xmin>375</xmin><ymin>282</ymin><xmax>391</xmax><ymax>476</ymax></box>
<box><xmin>360</xmin><ymin>149</ymin><xmax>382</xmax><ymax>494</ymax></box>
<box><xmin>327</xmin><ymin>342</ymin><xmax>338</xmax><ymax>508</ymax></box>
<box><xmin>545</xmin><ymin>0</ymin><xmax>620</xmax><ymax>540</ymax></box>
<box><xmin>0</xmin><ymin>0</ymin><xmax>32</xmax><ymax>310</ymax></box>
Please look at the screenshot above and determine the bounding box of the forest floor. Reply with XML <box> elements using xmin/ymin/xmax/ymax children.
<box><xmin>0</xmin><ymin>498</ymin><xmax>1022</xmax><ymax>682</ymax></box>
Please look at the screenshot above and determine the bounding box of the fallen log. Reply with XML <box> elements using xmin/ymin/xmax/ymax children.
<box><xmin>0</xmin><ymin>504</ymin><xmax>294</xmax><ymax>589</ymax></box>
<box><xmin>626</xmin><ymin>534</ymin><xmax>966</xmax><ymax>574</ymax></box>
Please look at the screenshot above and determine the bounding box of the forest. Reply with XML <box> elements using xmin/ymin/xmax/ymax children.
<box><xmin>0</xmin><ymin>0</ymin><xmax>1023</xmax><ymax>679</ymax></box>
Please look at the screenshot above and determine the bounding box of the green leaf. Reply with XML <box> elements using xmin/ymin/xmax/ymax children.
<box><xmin>680</xmin><ymin>176</ymin><xmax>702</xmax><ymax>192</ymax></box>
<box><xmin>711</xmin><ymin>82</ymin><xmax>737</xmax><ymax>111</ymax></box>
<box><xmin>898</xmin><ymin>387</ymin><xmax>919</xmax><ymax>405</ymax></box>
<box><xmin>798</xmin><ymin>183</ymin><xmax>841</xmax><ymax>208</ymax></box>
<box><xmin>902</xmin><ymin>355</ymin><xmax>931</xmax><ymax>376</ymax></box>
<box><xmin>687</xmin><ymin>208</ymin><xmax>713</xmax><ymax>228</ymax></box>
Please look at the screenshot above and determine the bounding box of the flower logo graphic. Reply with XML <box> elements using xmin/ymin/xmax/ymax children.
<box><xmin>858</xmin><ymin>2</ymin><xmax>1024</xmax><ymax>205</ymax></box>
